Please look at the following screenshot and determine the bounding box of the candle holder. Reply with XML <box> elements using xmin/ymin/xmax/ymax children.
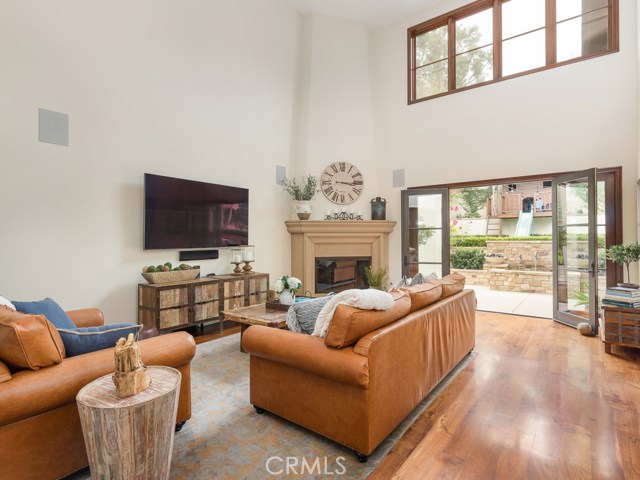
<box><xmin>242</xmin><ymin>260</ymin><xmax>254</xmax><ymax>274</ymax></box>
<box><xmin>230</xmin><ymin>248</ymin><xmax>243</xmax><ymax>275</ymax></box>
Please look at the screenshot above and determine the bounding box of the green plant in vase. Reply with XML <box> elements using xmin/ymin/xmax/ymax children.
<box><xmin>281</xmin><ymin>174</ymin><xmax>318</xmax><ymax>220</ymax></box>
<box><xmin>606</xmin><ymin>242</ymin><xmax>640</xmax><ymax>287</ymax></box>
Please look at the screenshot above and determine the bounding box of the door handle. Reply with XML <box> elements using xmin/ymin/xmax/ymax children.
<box><xmin>589</xmin><ymin>261</ymin><xmax>595</xmax><ymax>278</ymax></box>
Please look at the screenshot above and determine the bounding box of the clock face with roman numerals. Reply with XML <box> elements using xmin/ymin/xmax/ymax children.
<box><xmin>321</xmin><ymin>162</ymin><xmax>364</xmax><ymax>205</ymax></box>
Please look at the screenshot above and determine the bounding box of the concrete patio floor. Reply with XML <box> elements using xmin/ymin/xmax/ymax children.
<box><xmin>466</xmin><ymin>284</ymin><xmax>552</xmax><ymax>319</ymax></box>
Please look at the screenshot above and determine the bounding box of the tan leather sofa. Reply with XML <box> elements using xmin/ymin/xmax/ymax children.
<box><xmin>0</xmin><ymin>308</ymin><xmax>196</xmax><ymax>480</ymax></box>
<box><xmin>242</xmin><ymin>280</ymin><xmax>476</xmax><ymax>461</ymax></box>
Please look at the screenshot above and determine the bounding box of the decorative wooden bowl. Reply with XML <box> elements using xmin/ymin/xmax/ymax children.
<box><xmin>141</xmin><ymin>269</ymin><xmax>200</xmax><ymax>284</ymax></box>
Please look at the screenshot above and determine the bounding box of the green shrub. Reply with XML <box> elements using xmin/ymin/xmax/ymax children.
<box><xmin>450</xmin><ymin>235</ymin><xmax>553</xmax><ymax>247</ymax></box>
<box><xmin>451</xmin><ymin>248</ymin><xmax>485</xmax><ymax>270</ymax></box>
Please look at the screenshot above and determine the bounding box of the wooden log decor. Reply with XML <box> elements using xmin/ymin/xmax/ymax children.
<box><xmin>112</xmin><ymin>333</ymin><xmax>151</xmax><ymax>398</ymax></box>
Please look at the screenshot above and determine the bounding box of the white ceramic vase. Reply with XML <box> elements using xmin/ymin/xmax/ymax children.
<box><xmin>279</xmin><ymin>288</ymin><xmax>295</xmax><ymax>305</ymax></box>
<box><xmin>294</xmin><ymin>200</ymin><xmax>312</xmax><ymax>220</ymax></box>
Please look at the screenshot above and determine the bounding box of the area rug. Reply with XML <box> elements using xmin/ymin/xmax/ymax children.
<box><xmin>69</xmin><ymin>334</ymin><xmax>475</xmax><ymax>479</ymax></box>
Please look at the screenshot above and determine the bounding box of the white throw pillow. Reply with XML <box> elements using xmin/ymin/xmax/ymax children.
<box><xmin>0</xmin><ymin>296</ymin><xmax>16</xmax><ymax>311</ymax></box>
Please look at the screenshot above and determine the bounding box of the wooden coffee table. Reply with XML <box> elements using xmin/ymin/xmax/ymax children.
<box><xmin>223</xmin><ymin>303</ymin><xmax>288</xmax><ymax>352</ymax></box>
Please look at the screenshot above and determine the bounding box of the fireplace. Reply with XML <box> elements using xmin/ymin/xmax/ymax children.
<box><xmin>286</xmin><ymin>220</ymin><xmax>396</xmax><ymax>296</ymax></box>
<box><xmin>316</xmin><ymin>257</ymin><xmax>371</xmax><ymax>294</ymax></box>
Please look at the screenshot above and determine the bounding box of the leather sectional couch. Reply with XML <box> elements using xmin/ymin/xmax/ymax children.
<box><xmin>0</xmin><ymin>307</ymin><xmax>196</xmax><ymax>480</ymax></box>
<box><xmin>242</xmin><ymin>274</ymin><xmax>476</xmax><ymax>460</ymax></box>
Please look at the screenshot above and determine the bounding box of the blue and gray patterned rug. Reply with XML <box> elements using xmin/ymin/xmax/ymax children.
<box><xmin>70</xmin><ymin>333</ymin><xmax>474</xmax><ymax>479</ymax></box>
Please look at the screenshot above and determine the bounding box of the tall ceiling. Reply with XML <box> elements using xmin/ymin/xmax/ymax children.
<box><xmin>286</xmin><ymin>0</ymin><xmax>440</xmax><ymax>29</ymax></box>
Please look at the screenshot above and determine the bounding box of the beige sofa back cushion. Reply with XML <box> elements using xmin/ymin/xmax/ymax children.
<box><xmin>0</xmin><ymin>305</ymin><xmax>65</xmax><ymax>371</ymax></box>
<box><xmin>400</xmin><ymin>282</ymin><xmax>443</xmax><ymax>312</ymax></box>
<box><xmin>325</xmin><ymin>290</ymin><xmax>411</xmax><ymax>349</ymax></box>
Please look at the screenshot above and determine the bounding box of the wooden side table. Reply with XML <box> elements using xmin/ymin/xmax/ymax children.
<box><xmin>602</xmin><ymin>306</ymin><xmax>640</xmax><ymax>354</ymax></box>
<box><xmin>76</xmin><ymin>366</ymin><xmax>181</xmax><ymax>480</ymax></box>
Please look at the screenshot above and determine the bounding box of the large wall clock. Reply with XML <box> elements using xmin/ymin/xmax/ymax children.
<box><xmin>321</xmin><ymin>162</ymin><xmax>364</xmax><ymax>205</ymax></box>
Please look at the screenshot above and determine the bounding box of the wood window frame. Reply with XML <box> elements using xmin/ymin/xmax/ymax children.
<box><xmin>408</xmin><ymin>0</ymin><xmax>620</xmax><ymax>104</ymax></box>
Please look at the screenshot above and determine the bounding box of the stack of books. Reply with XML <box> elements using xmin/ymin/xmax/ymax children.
<box><xmin>602</xmin><ymin>285</ymin><xmax>640</xmax><ymax>308</ymax></box>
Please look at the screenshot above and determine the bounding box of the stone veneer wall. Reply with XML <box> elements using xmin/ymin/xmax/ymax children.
<box><xmin>453</xmin><ymin>268</ymin><xmax>552</xmax><ymax>294</ymax></box>
<box><xmin>485</xmin><ymin>241</ymin><xmax>552</xmax><ymax>271</ymax></box>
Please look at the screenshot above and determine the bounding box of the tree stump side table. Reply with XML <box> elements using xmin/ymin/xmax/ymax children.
<box><xmin>76</xmin><ymin>366</ymin><xmax>181</xmax><ymax>480</ymax></box>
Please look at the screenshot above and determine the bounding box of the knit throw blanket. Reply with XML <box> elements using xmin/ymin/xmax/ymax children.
<box><xmin>311</xmin><ymin>289</ymin><xmax>394</xmax><ymax>338</ymax></box>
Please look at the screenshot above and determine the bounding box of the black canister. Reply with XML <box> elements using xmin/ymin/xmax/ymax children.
<box><xmin>370</xmin><ymin>197</ymin><xmax>387</xmax><ymax>220</ymax></box>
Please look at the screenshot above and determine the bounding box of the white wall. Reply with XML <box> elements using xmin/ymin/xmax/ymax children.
<box><xmin>294</xmin><ymin>14</ymin><xmax>379</xmax><ymax>219</ymax></box>
<box><xmin>0</xmin><ymin>0</ymin><xmax>301</xmax><ymax>321</ymax></box>
<box><xmin>370</xmin><ymin>0</ymin><xmax>639</xmax><ymax>284</ymax></box>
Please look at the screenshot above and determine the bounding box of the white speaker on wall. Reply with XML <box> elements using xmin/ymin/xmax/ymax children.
<box><xmin>38</xmin><ymin>108</ymin><xmax>69</xmax><ymax>146</ymax></box>
<box><xmin>276</xmin><ymin>165</ymin><xmax>286</xmax><ymax>185</ymax></box>
<box><xmin>392</xmin><ymin>169</ymin><xmax>405</xmax><ymax>188</ymax></box>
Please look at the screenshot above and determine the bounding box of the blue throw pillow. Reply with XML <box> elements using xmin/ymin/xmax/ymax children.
<box><xmin>57</xmin><ymin>324</ymin><xmax>142</xmax><ymax>357</ymax></box>
<box><xmin>12</xmin><ymin>297</ymin><xmax>76</xmax><ymax>330</ymax></box>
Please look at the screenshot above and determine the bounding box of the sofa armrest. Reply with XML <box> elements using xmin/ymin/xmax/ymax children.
<box><xmin>242</xmin><ymin>326</ymin><xmax>369</xmax><ymax>389</ymax></box>
<box><xmin>0</xmin><ymin>331</ymin><xmax>196</xmax><ymax>427</ymax></box>
<box><xmin>67</xmin><ymin>308</ymin><xmax>104</xmax><ymax>328</ymax></box>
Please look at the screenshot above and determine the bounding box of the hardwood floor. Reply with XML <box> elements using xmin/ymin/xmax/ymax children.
<box><xmin>370</xmin><ymin>311</ymin><xmax>640</xmax><ymax>480</ymax></box>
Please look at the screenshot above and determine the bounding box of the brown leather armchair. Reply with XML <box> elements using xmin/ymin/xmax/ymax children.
<box><xmin>0</xmin><ymin>308</ymin><xmax>196</xmax><ymax>480</ymax></box>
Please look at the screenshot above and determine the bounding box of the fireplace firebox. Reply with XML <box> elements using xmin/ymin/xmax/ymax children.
<box><xmin>316</xmin><ymin>257</ymin><xmax>371</xmax><ymax>294</ymax></box>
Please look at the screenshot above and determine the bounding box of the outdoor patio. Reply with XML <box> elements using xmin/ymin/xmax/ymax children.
<box><xmin>466</xmin><ymin>284</ymin><xmax>552</xmax><ymax>319</ymax></box>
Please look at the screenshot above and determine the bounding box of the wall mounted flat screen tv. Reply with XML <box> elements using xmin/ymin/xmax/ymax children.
<box><xmin>144</xmin><ymin>173</ymin><xmax>249</xmax><ymax>250</ymax></box>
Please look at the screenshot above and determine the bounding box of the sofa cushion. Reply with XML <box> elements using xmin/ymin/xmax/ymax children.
<box><xmin>324</xmin><ymin>290</ymin><xmax>411</xmax><ymax>349</ymax></box>
<box><xmin>435</xmin><ymin>272</ymin><xmax>466</xmax><ymax>298</ymax></box>
<box><xmin>58</xmin><ymin>323</ymin><xmax>142</xmax><ymax>357</ymax></box>
<box><xmin>12</xmin><ymin>297</ymin><xmax>76</xmax><ymax>330</ymax></box>
<box><xmin>0</xmin><ymin>360</ymin><xmax>11</xmax><ymax>383</ymax></box>
<box><xmin>401</xmin><ymin>282</ymin><xmax>443</xmax><ymax>313</ymax></box>
<box><xmin>285</xmin><ymin>294</ymin><xmax>334</xmax><ymax>334</ymax></box>
<box><xmin>0</xmin><ymin>305</ymin><xmax>66</xmax><ymax>371</ymax></box>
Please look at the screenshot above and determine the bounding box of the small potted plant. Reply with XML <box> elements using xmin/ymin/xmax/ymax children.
<box><xmin>363</xmin><ymin>266</ymin><xmax>389</xmax><ymax>291</ymax></box>
<box><xmin>281</xmin><ymin>174</ymin><xmax>318</xmax><ymax>220</ymax></box>
<box><xmin>606</xmin><ymin>242</ymin><xmax>640</xmax><ymax>288</ymax></box>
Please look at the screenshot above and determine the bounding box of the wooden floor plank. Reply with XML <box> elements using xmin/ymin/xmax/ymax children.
<box><xmin>373</xmin><ymin>311</ymin><xmax>640</xmax><ymax>479</ymax></box>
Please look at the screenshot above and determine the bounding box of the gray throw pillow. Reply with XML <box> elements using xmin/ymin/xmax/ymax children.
<box><xmin>409</xmin><ymin>272</ymin><xmax>438</xmax><ymax>285</ymax></box>
<box><xmin>286</xmin><ymin>294</ymin><xmax>334</xmax><ymax>334</ymax></box>
<box><xmin>389</xmin><ymin>277</ymin><xmax>407</xmax><ymax>291</ymax></box>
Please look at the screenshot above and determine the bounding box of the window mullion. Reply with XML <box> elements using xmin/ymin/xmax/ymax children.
<box><xmin>610</xmin><ymin>0</ymin><xmax>619</xmax><ymax>51</ymax></box>
<box><xmin>448</xmin><ymin>17</ymin><xmax>456</xmax><ymax>92</ymax></box>
<box><xmin>546</xmin><ymin>0</ymin><xmax>557</xmax><ymax>65</ymax></box>
<box><xmin>408</xmin><ymin>31</ymin><xmax>415</xmax><ymax>103</ymax></box>
<box><xmin>493</xmin><ymin>0</ymin><xmax>502</xmax><ymax>80</ymax></box>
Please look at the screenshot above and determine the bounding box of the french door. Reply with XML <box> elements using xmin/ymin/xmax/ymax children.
<box><xmin>552</xmin><ymin>169</ymin><xmax>598</xmax><ymax>332</ymax></box>
<box><xmin>401</xmin><ymin>189</ymin><xmax>450</xmax><ymax>278</ymax></box>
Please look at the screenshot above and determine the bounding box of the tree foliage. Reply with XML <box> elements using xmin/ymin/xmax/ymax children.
<box><xmin>415</xmin><ymin>24</ymin><xmax>492</xmax><ymax>98</ymax></box>
<box><xmin>453</xmin><ymin>187</ymin><xmax>492</xmax><ymax>218</ymax></box>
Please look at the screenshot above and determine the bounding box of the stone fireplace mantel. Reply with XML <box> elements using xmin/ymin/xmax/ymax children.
<box><xmin>285</xmin><ymin>220</ymin><xmax>396</xmax><ymax>296</ymax></box>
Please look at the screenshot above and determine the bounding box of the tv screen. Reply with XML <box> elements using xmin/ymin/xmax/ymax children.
<box><xmin>144</xmin><ymin>173</ymin><xmax>249</xmax><ymax>250</ymax></box>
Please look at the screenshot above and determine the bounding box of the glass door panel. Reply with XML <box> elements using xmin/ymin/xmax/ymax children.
<box><xmin>402</xmin><ymin>189</ymin><xmax>450</xmax><ymax>279</ymax></box>
<box><xmin>553</xmin><ymin>169</ymin><xmax>597</xmax><ymax>331</ymax></box>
